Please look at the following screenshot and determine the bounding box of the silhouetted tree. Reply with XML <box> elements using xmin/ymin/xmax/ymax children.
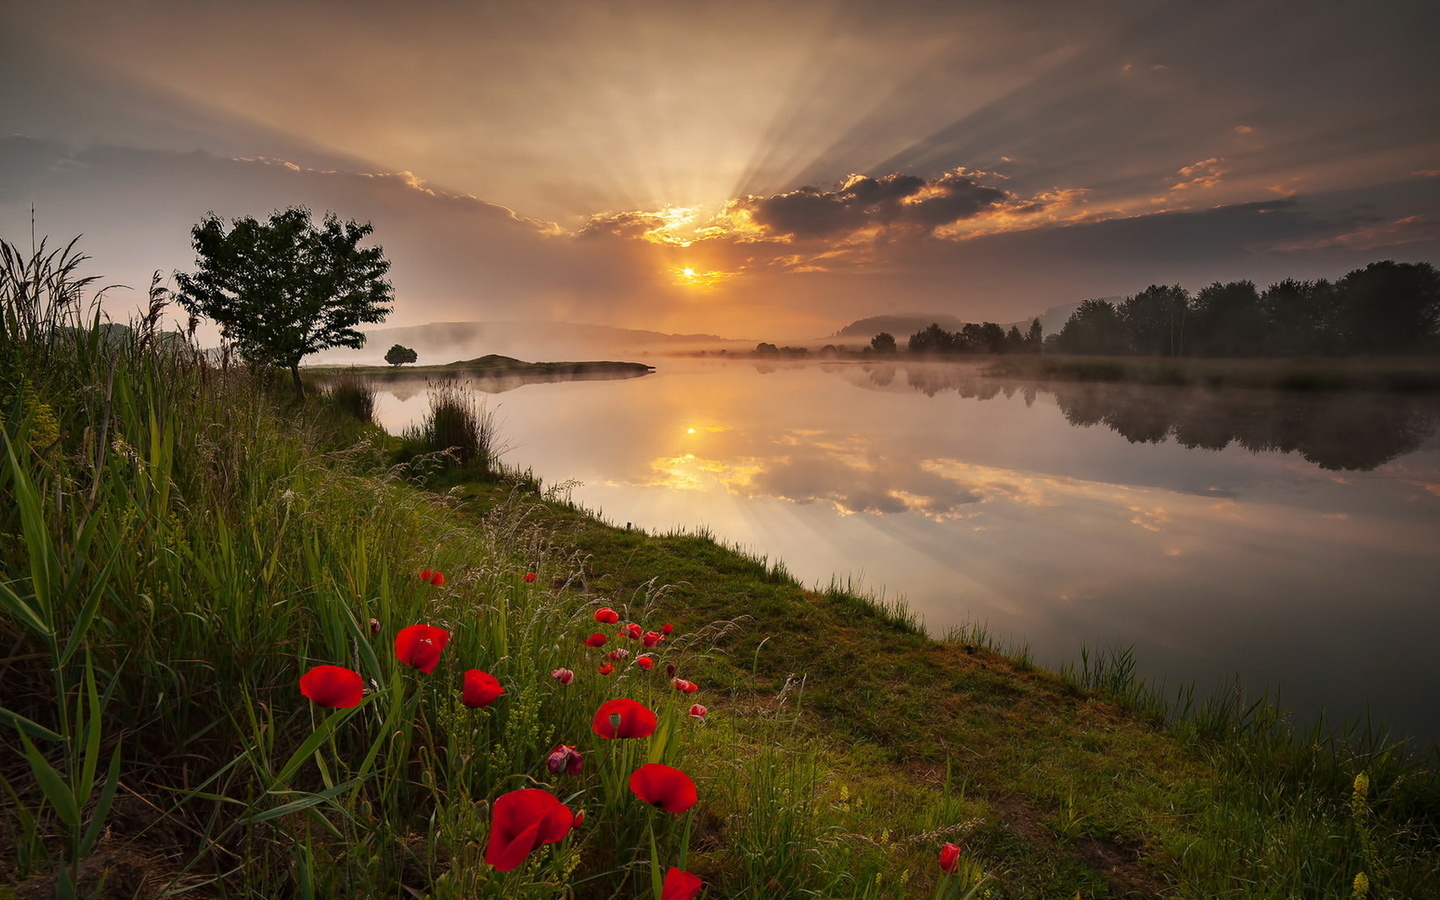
<box><xmin>1335</xmin><ymin>261</ymin><xmax>1440</xmax><ymax>354</ymax></box>
<box><xmin>1121</xmin><ymin>284</ymin><xmax>1189</xmax><ymax>356</ymax></box>
<box><xmin>1005</xmin><ymin>324</ymin><xmax>1025</xmax><ymax>352</ymax></box>
<box><xmin>1188</xmin><ymin>281</ymin><xmax>1265</xmax><ymax>357</ymax></box>
<box><xmin>1026</xmin><ymin>318</ymin><xmax>1043</xmax><ymax>351</ymax></box>
<box><xmin>385</xmin><ymin>343</ymin><xmax>418</xmax><ymax>366</ymax></box>
<box><xmin>1261</xmin><ymin>278</ymin><xmax>1340</xmax><ymax>356</ymax></box>
<box><xmin>870</xmin><ymin>331</ymin><xmax>897</xmax><ymax>354</ymax></box>
<box><xmin>175</xmin><ymin>207</ymin><xmax>393</xmax><ymax>397</ymax></box>
<box><xmin>908</xmin><ymin>323</ymin><xmax>961</xmax><ymax>353</ymax></box>
<box><xmin>1051</xmin><ymin>299</ymin><xmax>1129</xmax><ymax>354</ymax></box>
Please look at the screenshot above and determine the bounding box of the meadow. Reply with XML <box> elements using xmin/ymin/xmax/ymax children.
<box><xmin>2</xmin><ymin>240</ymin><xmax>1438</xmax><ymax>898</ymax></box>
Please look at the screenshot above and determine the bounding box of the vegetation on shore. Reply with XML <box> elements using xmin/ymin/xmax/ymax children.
<box><xmin>310</xmin><ymin>353</ymin><xmax>655</xmax><ymax>382</ymax></box>
<box><xmin>3</xmin><ymin>239</ymin><xmax>1439</xmax><ymax>898</ymax></box>
<box><xmin>984</xmin><ymin>352</ymin><xmax>1440</xmax><ymax>392</ymax></box>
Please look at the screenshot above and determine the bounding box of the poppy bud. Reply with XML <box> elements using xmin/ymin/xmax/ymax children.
<box><xmin>939</xmin><ymin>841</ymin><xmax>961</xmax><ymax>873</ymax></box>
<box><xmin>573</xmin><ymin>809</ymin><xmax>585</xmax><ymax>828</ymax></box>
<box><xmin>545</xmin><ymin>743</ymin><xmax>584</xmax><ymax>775</ymax></box>
<box><xmin>369</xmin><ymin>618</ymin><xmax>381</xmax><ymax>637</ymax></box>
<box><xmin>661</xmin><ymin>623</ymin><xmax>675</xmax><ymax>635</ymax></box>
<box><xmin>688</xmin><ymin>704</ymin><xmax>707</xmax><ymax>718</ymax></box>
<box><xmin>551</xmin><ymin>668</ymin><xmax>575</xmax><ymax>684</ymax></box>
<box><xmin>666</xmin><ymin>663</ymin><xmax>677</xmax><ymax>678</ymax></box>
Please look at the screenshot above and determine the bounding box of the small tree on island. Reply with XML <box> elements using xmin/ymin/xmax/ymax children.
<box><xmin>175</xmin><ymin>207</ymin><xmax>394</xmax><ymax>397</ymax></box>
<box><xmin>385</xmin><ymin>343</ymin><xmax>418</xmax><ymax>366</ymax></box>
<box><xmin>870</xmin><ymin>331</ymin><xmax>897</xmax><ymax>354</ymax></box>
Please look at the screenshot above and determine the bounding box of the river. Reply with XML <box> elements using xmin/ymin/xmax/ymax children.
<box><xmin>369</xmin><ymin>357</ymin><xmax>1440</xmax><ymax>746</ymax></box>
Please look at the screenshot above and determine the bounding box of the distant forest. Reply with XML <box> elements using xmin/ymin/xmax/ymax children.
<box><xmin>1045</xmin><ymin>260</ymin><xmax>1439</xmax><ymax>358</ymax></box>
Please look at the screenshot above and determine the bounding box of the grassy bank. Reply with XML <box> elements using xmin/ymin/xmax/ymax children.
<box><xmin>987</xmin><ymin>353</ymin><xmax>1440</xmax><ymax>391</ymax></box>
<box><xmin>2</xmin><ymin>246</ymin><xmax>1438</xmax><ymax>897</ymax></box>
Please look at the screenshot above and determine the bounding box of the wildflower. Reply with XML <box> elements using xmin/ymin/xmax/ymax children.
<box><xmin>661</xmin><ymin>622</ymin><xmax>675</xmax><ymax>635</ymax></box>
<box><xmin>635</xmin><ymin>655</ymin><xmax>655</xmax><ymax>670</ymax></box>
<box><xmin>462</xmin><ymin>669</ymin><xmax>505</xmax><ymax>708</ymax></box>
<box><xmin>524</xmin><ymin>572</ymin><xmax>537</xmax><ymax>583</ymax></box>
<box><xmin>418</xmin><ymin>568</ymin><xmax>445</xmax><ymax>586</ymax></box>
<box><xmin>620</xmin><ymin>623</ymin><xmax>642</xmax><ymax>640</ymax></box>
<box><xmin>671</xmin><ymin>678</ymin><xmax>698</xmax><ymax>694</ymax></box>
<box><xmin>598</xmin><ymin>662</ymin><xmax>615</xmax><ymax>675</ymax></box>
<box><xmin>299</xmin><ymin>665</ymin><xmax>364</xmax><ymax>708</ymax></box>
<box><xmin>591</xmin><ymin>698</ymin><xmax>658</xmax><ymax>739</ymax></box>
<box><xmin>394</xmin><ymin>624</ymin><xmax>450</xmax><ymax>674</ymax></box>
<box><xmin>1353</xmin><ymin>871</ymin><xmax>1369</xmax><ymax>899</ymax></box>
<box><xmin>666</xmin><ymin>662</ymin><xmax>677</xmax><ymax>678</ymax></box>
<box><xmin>546</xmin><ymin>743</ymin><xmax>584</xmax><ymax>775</ymax></box>
<box><xmin>552</xmin><ymin>668</ymin><xmax>575</xmax><ymax>684</ymax></box>
<box><xmin>594</xmin><ymin>607</ymin><xmax>620</xmax><ymax>624</ymax></box>
<box><xmin>939</xmin><ymin>841</ymin><xmax>961</xmax><ymax>874</ymax></box>
<box><xmin>607</xmin><ymin>648</ymin><xmax>631</xmax><ymax>662</ymax></box>
<box><xmin>688</xmin><ymin>703</ymin><xmax>707</xmax><ymax>718</ymax></box>
<box><xmin>642</xmin><ymin>630</ymin><xmax>664</xmax><ymax>648</ymax></box>
<box><xmin>484</xmin><ymin>788</ymin><xmax>574</xmax><ymax>872</ymax></box>
<box><xmin>629</xmin><ymin>763</ymin><xmax>698</xmax><ymax>814</ymax></box>
<box><xmin>573</xmin><ymin>809</ymin><xmax>585</xmax><ymax>827</ymax></box>
<box><xmin>661</xmin><ymin>867</ymin><xmax>703</xmax><ymax>900</ymax></box>
<box><xmin>368</xmin><ymin>617</ymin><xmax>381</xmax><ymax>637</ymax></box>
<box><xmin>584</xmin><ymin>632</ymin><xmax>608</xmax><ymax>648</ymax></box>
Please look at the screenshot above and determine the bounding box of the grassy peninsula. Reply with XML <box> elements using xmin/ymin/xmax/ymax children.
<box><xmin>3</xmin><ymin>254</ymin><xmax>1439</xmax><ymax>899</ymax></box>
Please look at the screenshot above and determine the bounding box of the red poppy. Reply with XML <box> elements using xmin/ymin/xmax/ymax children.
<box><xmin>641</xmin><ymin>630</ymin><xmax>664</xmax><ymax>648</ymax></box>
<box><xmin>395</xmin><ymin>624</ymin><xmax>450</xmax><ymax>674</ymax></box>
<box><xmin>523</xmin><ymin>572</ymin><xmax>537</xmax><ymax>583</ymax></box>
<box><xmin>545</xmin><ymin>743</ymin><xmax>584</xmax><ymax>775</ymax></box>
<box><xmin>688</xmin><ymin>703</ymin><xmax>707</xmax><ymax>718</ymax></box>
<box><xmin>462</xmin><ymin>669</ymin><xmax>505</xmax><ymax>708</ymax></box>
<box><xmin>418</xmin><ymin>568</ymin><xmax>445</xmax><ymax>586</ymax></box>
<box><xmin>660</xmin><ymin>623</ymin><xmax>675</xmax><ymax>635</ymax></box>
<box><xmin>671</xmin><ymin>678</ymin><xmax>698</xmax><ymax>694</ymax></box>
<box><xmin>591</xmin><ymin>698</ymin><xmax>658</xmax><ymax>739</ymax></box>
<box><xmin>593</xmin><ymin>606</ymin><xmax>620</xmax><ymax>624</ymax></box>
<box><xmin>597</xmin><ymin>662</ymin><xmax>615</xmax><ymax>675</ymax></box>
<box><xmin>939</xmin><ymin>841</ymin><xmax>961</xmax><ymax>874</ymax></box>
<box><xmin>573</xmin><ymin>809</ymin><xmax>585</xmax><ymax>828</ymax></box>
<box><xmin>629</xmin><ymin>763</ymin><xmax>698</xmax><ymax>814</ymax></box>
<box><xmin>661</xmin><ymin>867</ymin><xmax>704</xmax><ymax>900</ymax></box>
<box><xmin>607</xmin><ymin>648</ymin><xmax>631</xmax><ymax>661</ymax></box>
<box><xmin>584</xmin><ymin>633</ymin><xmax>608</xmax><ymax>648</ymax></box>
<box><xmin>635</xmin><ymin>655</ymin><xmax>655</xmax><ymax>670</ymax></box>
<box><xmin>299</xmin><ymin>665</ymin><xmax>364</xmax><ymax>708</ymax></box>
<box><xmin>484</xmin><ymin>788</ymin><xmax>574</xmax><ymax>872</ymax></box>
<box><xmin>619</xmin><ymin>623</ymin><xmax>642</xmax><ymax>640</ymax></box>
<box><xmin>551</xmin><ymin>668</ymin><xmax>575</xmax><ymax>684</ymax></box>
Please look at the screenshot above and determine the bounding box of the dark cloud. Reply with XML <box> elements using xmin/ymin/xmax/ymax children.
<box><xmin>737</xmin><ymin>171</ymin><xmax>1012</xmax><ymax>239</ymax></box>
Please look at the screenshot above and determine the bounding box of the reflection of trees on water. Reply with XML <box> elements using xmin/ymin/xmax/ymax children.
<box><xmin>850</xmin><ymin>362</ymin><xmax>1440</xmax><ymax>471</ymax></box>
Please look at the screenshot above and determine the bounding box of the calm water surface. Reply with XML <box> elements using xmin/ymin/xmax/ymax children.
<box><xmin>372</xmin><ymin>359</ymin><xmax>1440</xmax><ymax>744</ymax></box>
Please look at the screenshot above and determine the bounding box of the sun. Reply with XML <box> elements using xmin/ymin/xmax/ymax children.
<box><xmin>673</xmin><ymin>266</ymin><xmax>732</xmax><ymax>289</ymax></box>
<box><xmin>682</xmin><ymin>267</ymin><xmax>697</xmax><ymax>279</ymax></box>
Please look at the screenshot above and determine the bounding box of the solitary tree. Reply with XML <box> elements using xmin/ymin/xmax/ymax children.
<box><xmin>175</xmin><ymin>207</ymin><xmax>394</xmax><ymax>397</ymax></box>
<box><xmin>869</xmin><ymin>331</ymin><xmax>897</xmax><ymax>354</ymax></box>
<box><xmin>385</xmin><ymin>343</ymin><xmax>419</xmax><ymax>366</ymax></box>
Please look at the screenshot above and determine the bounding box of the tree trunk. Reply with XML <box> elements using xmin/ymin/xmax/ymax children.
<box><xmin>290</xmin><ymin>363</ymin><xmax>305</xmax><ymax>399</ymax></box>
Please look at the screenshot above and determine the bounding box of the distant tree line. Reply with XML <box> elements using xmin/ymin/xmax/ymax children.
<box><xmin>1046</xmin><ymin>260</ymin><xmax>1440</xmax><ymax>357</ymax></box>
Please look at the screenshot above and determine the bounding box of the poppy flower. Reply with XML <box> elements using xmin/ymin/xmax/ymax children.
<box><xmin>573</xmin><ymin>809</ymin><xmax>585</xmax><ymax>828</ymax></box>
<box><xmin>584</xmin><ymin>633</ymin><xmax>608</xmax><ymax>648</ymax></box>
<box><xmin>660</xmin><ymin>623</ymin><xmax>675</xmax><ymax>635</ymax></box>
<box><xmin>395</xmin><ymin>624</ymin><xmax>450</xmax><ymax>674</ymax></box>
<box><xmin>607</xmin><ymin>648</ymin><xmax>630</xmax><ymax>662</ymax></box>
<box><xmin>597</xmin><ymin>662</ymin><xmax>615</xmax><ymax>675</ymax></box>
<box><xmin>635</xmin><ymin>655</ymin><xmax>655</xmax><ymax>670</ymax></box>
<box><xmin>671</xmin><ymin>678</ymin><xmax>698</xmax><ymax>694</ymax></box>
<box><xmin>551</xmin><ymin>668</ymin><xmax>575</xmax><ymax>684</ymax></box>
<box><xmin>641</xmin><ymin>630</ymin><xmax>664</xmax><ymax>648</ymax></box>
<box><xmin>688</xmin><ymin>703</ymin><xmax>707</xmax><ymax>718</ymax></box>
<box><xmin>591</xmin><ymin>698</ymin><xmax>657</xmax><ymax>739</ymax></box>
<box><xmin>418</xmin><ymin>568</ymin><xmax>445</xmax><ymax>586</ymax></box>
<box><xmin>594</xmin><ymin>606</ymin><xmax>620</xmax><ymax>624</ymax></box>
<box><xmin>545</xmin><ymin>743</ymin><xmax>584</xmax><ymax>775</ymax></box>
<box><xmin>629</xmin><ymin>763</ymin><xmax>698</xmax><ymax>814</ymax></box>
<box><xmin>462</xmin><ymin>669</ymin><xmax>505</xmax><ymax>708</ymax></box>
<box><xmin>661</xmin><ymin>867</ymin><xmax>704</xmax><ymax>900</ymax></box>
<box><xmin>523</xmin><ymin>572</ymin><xmax>537</xmax><ymax>583</ymax></box>
<box><xmin>619</xmin><ymin>623</ymin><xmax>642</xmax><ymax>640</ymax></box>
<box><xmin>299</xmin><ymin>665</ymin><xmax>364</xmax><ymax>708</ymax></box>
<box><xmin>484</xmin><ymin>788</ymin><xmax>574</xmax><ymax>872</ymax></box>
<box><xmin>939</xmin><ymin>841</ymin><xmax>961</xmax><ymax>874</ymax></box>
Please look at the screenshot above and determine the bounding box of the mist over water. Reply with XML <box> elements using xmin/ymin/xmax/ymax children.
<box><xmin>372</xmin><ymin>358</ymin><xmax>1440</xmax><ymax>745</ymax></box>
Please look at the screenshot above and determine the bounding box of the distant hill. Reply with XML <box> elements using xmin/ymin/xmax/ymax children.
<box><xmin>307</xmin><ymin>320</ymin><xmax>753</xmax><ymax>366</ymax></box>
<box><xmin>833</xmin><ymin>314</ymin><xmax>967</xmax><ymax>340</ymax></box>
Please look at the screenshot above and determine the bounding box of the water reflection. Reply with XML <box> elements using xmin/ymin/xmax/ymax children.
<box><xmin>844</xmin><ymin>362</ymin><xmax>1440</xmax><ymax>471</ymax></box>
<box><xmin>369</xmin><ymin>359</ymin><xmax>1440</xmax><ymax>744</ymax></box>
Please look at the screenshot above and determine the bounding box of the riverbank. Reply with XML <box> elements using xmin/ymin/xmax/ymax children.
<box><xmin>309</xmin><ymin>352</ymin><xmax>655</xmax><ymax>382</ymax></box>
<box><xmin>986</xmin><ymin>353</ymin><xmax>1440</xmax><ymax>391</ymax></box>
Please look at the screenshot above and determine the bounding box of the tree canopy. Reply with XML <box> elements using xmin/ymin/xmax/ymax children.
<box><xmin>175</xmin><ymin>207</ymin><xmax>394</xmax><ymax>395</ymax></box>
<box><xmin>385</xmin><ymin>343</ymin><xmax>418</xmax><ymax>366</ymax></box>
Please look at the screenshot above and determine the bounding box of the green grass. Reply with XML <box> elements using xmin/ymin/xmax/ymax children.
<box><xmin>2</xmin><ymin>237</ymin><xmax>1437</xmax><ymax>898</ymax></box>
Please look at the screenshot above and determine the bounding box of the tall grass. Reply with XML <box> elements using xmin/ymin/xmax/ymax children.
<box><xmin>403</xmin><ymin>378</ymin><xmax>501</xmax><ymax>472</ymax></box>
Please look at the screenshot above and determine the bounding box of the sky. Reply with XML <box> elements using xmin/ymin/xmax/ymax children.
<box><xmin>2</xmin><ymin>0</ymin><xmax>1439</xmax><ymax>341</ymax></box>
